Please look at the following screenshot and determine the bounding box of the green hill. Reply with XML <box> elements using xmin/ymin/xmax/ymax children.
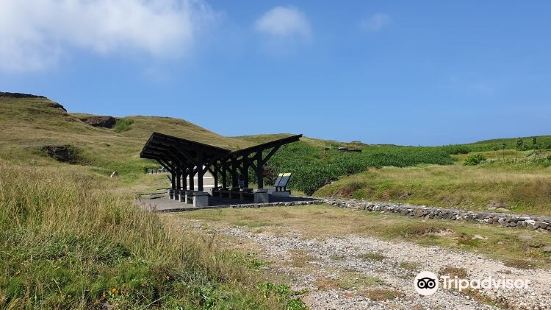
<box><xmin>0</xmin><ymin>94</ymin><xmax>257</xmax><ymax>181</ymax></box>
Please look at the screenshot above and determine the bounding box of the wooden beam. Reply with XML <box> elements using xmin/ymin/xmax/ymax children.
<box><xmin>261</xmin><ymin>145</ymin><xmax>281</xmax><ymax>165</ymax></box>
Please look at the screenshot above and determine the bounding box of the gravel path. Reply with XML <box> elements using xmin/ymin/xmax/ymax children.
<box><xmin>181</xmin><ymin>219</ymin><xmax>551</xmax><ymax>310</ymax></box>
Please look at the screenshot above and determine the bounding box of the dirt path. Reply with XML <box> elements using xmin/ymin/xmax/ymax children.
<box><xmin>178</xmin><ymin>219</ymin><xmax>551</xmax><ymax>309</ymax></box>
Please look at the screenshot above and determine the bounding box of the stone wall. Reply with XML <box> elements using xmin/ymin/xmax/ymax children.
<box><xmin>228</xmin><ymin>200</ymin><xmax>319</xmax><ymax>209</ymax></box>
<box><xmin>322</xmin><ymin>198</ymin><xmax>551</xmax><ymax>232</ymax></box>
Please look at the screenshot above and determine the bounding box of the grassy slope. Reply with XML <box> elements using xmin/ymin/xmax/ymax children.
<box><xmin>0</xmin><ymin>96</ymin><xmax>304</xmax><ymax>308</ymax></box>
<box><xmin>0</xmin><ymin>96</ymin><xmax>254</xmax><ymax>182</ymax></box>
<box><xmin>242</xmin><ymin>134</ymin><xmax>551</xmax><ymax>215</ymax></box>
<box><xmin>316</xmin><ymin>149</ymin><xmax>551</xmax><ymax>216</ymax></box>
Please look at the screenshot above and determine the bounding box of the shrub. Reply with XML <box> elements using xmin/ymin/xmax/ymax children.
<box><xmin>267</xmin><ymin>142</ymin><xmax>454</xmax><ymax>195</ymax></box>
<box><xmin>464</xmin><ymin>154</ymin><xmax>487</xmax><ymax>166</ymax></box>
<box><xmin>440</xmin><ymin>145</ymin><xmax>471</xmax><ymax>155</ymax></box>
<box><xmin>114</xmin><ymin>118</ymin><xmax>134</xmax><ymax>133</ymax></box>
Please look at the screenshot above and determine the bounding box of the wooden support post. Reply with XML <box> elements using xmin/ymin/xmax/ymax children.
<box><xmin>176</xmin><ymin>171</ymin><xmax>181</xmax><ymax>191</ymax></box>
<box><xmin>212</xmin><ymin>164</ymin><xmax>219</xmax><ymax>188</ymax></box>
<box><xmin>231</xmin><ymin>158</ymin><xmax>238</xmax><ymax>188</ymax></box>
<box><xmin>189</xmin><ymin>167</ymin><xmax>195</xmax><ymax>191</ymax></box>
<box><xmin>222</xmin><ymin>162</ymin><xmax>228</xmax><ymax>189</ymax></box>
<box><xmin>198</xmin><ymin>165</ymin><xmax>204</xmax><ymax>192</ymax></box>
<box><xmin>243</xmin><ymin>157</ymin><xmax>250</xmax><ymax>189</ymax></box>
<box><xmin>182</xmin><ymin>171</ymin><xmax>187</xmax><ymax>190</ymax></box>
<box><xmin>168</xmin><ymin>171</ymin><xmax>174</xmax><ymax>190</ymax></box>
<box><xmin>255</xmin><ymin>152</ymin><xmax>264</xmax><ymax>189</ymax></box>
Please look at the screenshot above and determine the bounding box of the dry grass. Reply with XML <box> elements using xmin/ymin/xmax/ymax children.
<box><xmin>504</xmin><ymin>259</ymin><xmax>536</xmax><ymax>269</ymax></box>
<box><xmin>399</xmin><ymin>261</ymin><xmax>420</xmax><ymax>271</ymax></box>
<box><xmin>357</xmin><ymin>251</ymin><xmax>386</xmax><ymax>262</ymax></box>
<box><xmin>361</xmin><ymin>288</ymin><xmax>404</xmax><ymax>301</ymax></box>
<box><xmin>288</xmin><ymin>250</ymin><xmax>315</xmax><ymax>268</ymax></box>
<box><xmin>462</xmin><ymin>288</ymin><xmax>511</xmax><ymax>308</ymax></box>
<box><xmin>337</xmin><ymin>272</ymin><xmax>384</xmax><ymax>290</ymax></box>
<box><xmin>439</xmin><ymin>266</ymin><xmax>468</xmax><ymax>278</ymax></box>
<box><xmin>0</xmin><ymin>162</ymin><xmax>302</xmax><ymax>309</ymax></box>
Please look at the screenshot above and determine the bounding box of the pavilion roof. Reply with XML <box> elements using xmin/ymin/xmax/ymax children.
<box><xmin>140</xmin><ymin>132</ymin><xmax>302</xmax><ymax>166</ymax></box>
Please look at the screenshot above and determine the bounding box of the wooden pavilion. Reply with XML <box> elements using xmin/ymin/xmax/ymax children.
<box><xmin>140</xmin><ymin>132</ymin><xmax>301</xmax><ymax>203</ymax></box>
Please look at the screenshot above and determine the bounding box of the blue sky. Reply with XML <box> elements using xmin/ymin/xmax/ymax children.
<box><xmin>1</xmin><ymin>0</ymin><xmax>550</xmax><ymax>145</ymax></box>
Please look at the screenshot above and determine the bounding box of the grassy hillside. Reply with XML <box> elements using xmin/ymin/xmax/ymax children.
<box><xmin>0</xmin><ymin>95</ymin><xmax>305</xmax><ymax>308</ymax></box>
<box><xmin>243</xmin><ymin>135</ymin><xmax>551</xmax><ymax>215</ymax></box>
<box><xmin>0</xmin><ymin>96</ymin><xmax>255</xmax><ymax>182</ymax></box>
<box><xmin>312</xmin><ymin>148</ymin><xmax>551</xmax><ymax>216</ymax></box>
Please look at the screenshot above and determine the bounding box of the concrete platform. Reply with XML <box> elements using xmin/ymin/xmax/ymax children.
<box><xmin>136</xmin><ymin>195</ymin><xmax>320</xmax><ymax>212</ymax></box>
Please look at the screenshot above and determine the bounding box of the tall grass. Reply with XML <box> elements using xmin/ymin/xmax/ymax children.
<box><xmin>0</xmin><ymin>163</ymin><xmax>302</xmax><ymax>309</ymax></box>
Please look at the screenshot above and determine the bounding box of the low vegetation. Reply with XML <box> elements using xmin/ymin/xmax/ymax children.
<box><xmin>256</xmin><ymin>135</ymin><xmax>551</xmax><ymax>214</ymax></box>
<box><xmin>361</xmin><ymin>288</ymin><xmax>404</xmax><ymax>301</ymax></box>
<box><xmin>267</xmin><ymin>141</ymin><xmax>454</xmax><ymax>195</ymax></box>
<box><xmin>113</xmin><ymin>118</ymin><xmax>134</xmax><ymax>133</ymax></box>
<box><xmin>0</xmin><ymin>163</ymin><xmax>304</xmax><ymax>308</ymax></box>
<box><xmin>317</xmin><ymin>152</ymin><xmax>551</xmax><ymax>215</ymax></box>
<box><xmin>463</xmin><ymin>153</ymin><xmax>486</xmax><ymax>166</ymax></box>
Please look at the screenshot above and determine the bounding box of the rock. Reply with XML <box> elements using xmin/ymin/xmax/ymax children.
<box><xmin>319</xmin><ymin>197</ymin><xmax>551</xmax><ymax>233</ymax></box>
<box><xmin>40</xmin><ymin>145</ymin><xmax>79</xmax><ymax>163</ymax></box>
<box><xmin>79</xmin><ymin>116</ymin><xmax>118</xmax><ymax>128</ymax></box>
<box><xmin>542</xmin><ymin>246</ymin><xmax>551</xmax><ymax>254</ymax></box>
<box><xmin>46</xmin><ymin>101</ymin><xmax>67</xmax><ymax>112</ymax></box>
<box><xmin>0</xmin><ymin>91</ymin><xmax>46</xmax><ymax>99</ymax></box>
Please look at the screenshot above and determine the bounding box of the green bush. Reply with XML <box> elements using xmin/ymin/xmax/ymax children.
<box><xmin>114</xmin><ymin>118</ymin><xmax>134</xmax><ymax>133</ymax></box>
<box><xmin>464</xmin><ymin>154</ymin><xmax>487</xmax><ymax>166</ymax></box>
<box><xmin>267</xmin><ymin>142</ymin><xmax>454</xmax><ymax>195</ymax></box>
<box><xmin>440</xmin><ymin>145</ymin><xmax>471</xmax><ymax>154</ymax></box>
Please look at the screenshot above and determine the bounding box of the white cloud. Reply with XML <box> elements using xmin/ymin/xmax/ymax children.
<box><xmin>255</xmin><ymin>6</ymin><xmax>311</xmax><ymax>38</ymax></box>
<box><xmin>360</xmin><ymin>13</ymin><xmax>391</xmax><ymax>32</ymax></box>
<box><xmin>0</xmin><ymin>0</ymin><xmax>216</xmax><ymax>73</ymax></box>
